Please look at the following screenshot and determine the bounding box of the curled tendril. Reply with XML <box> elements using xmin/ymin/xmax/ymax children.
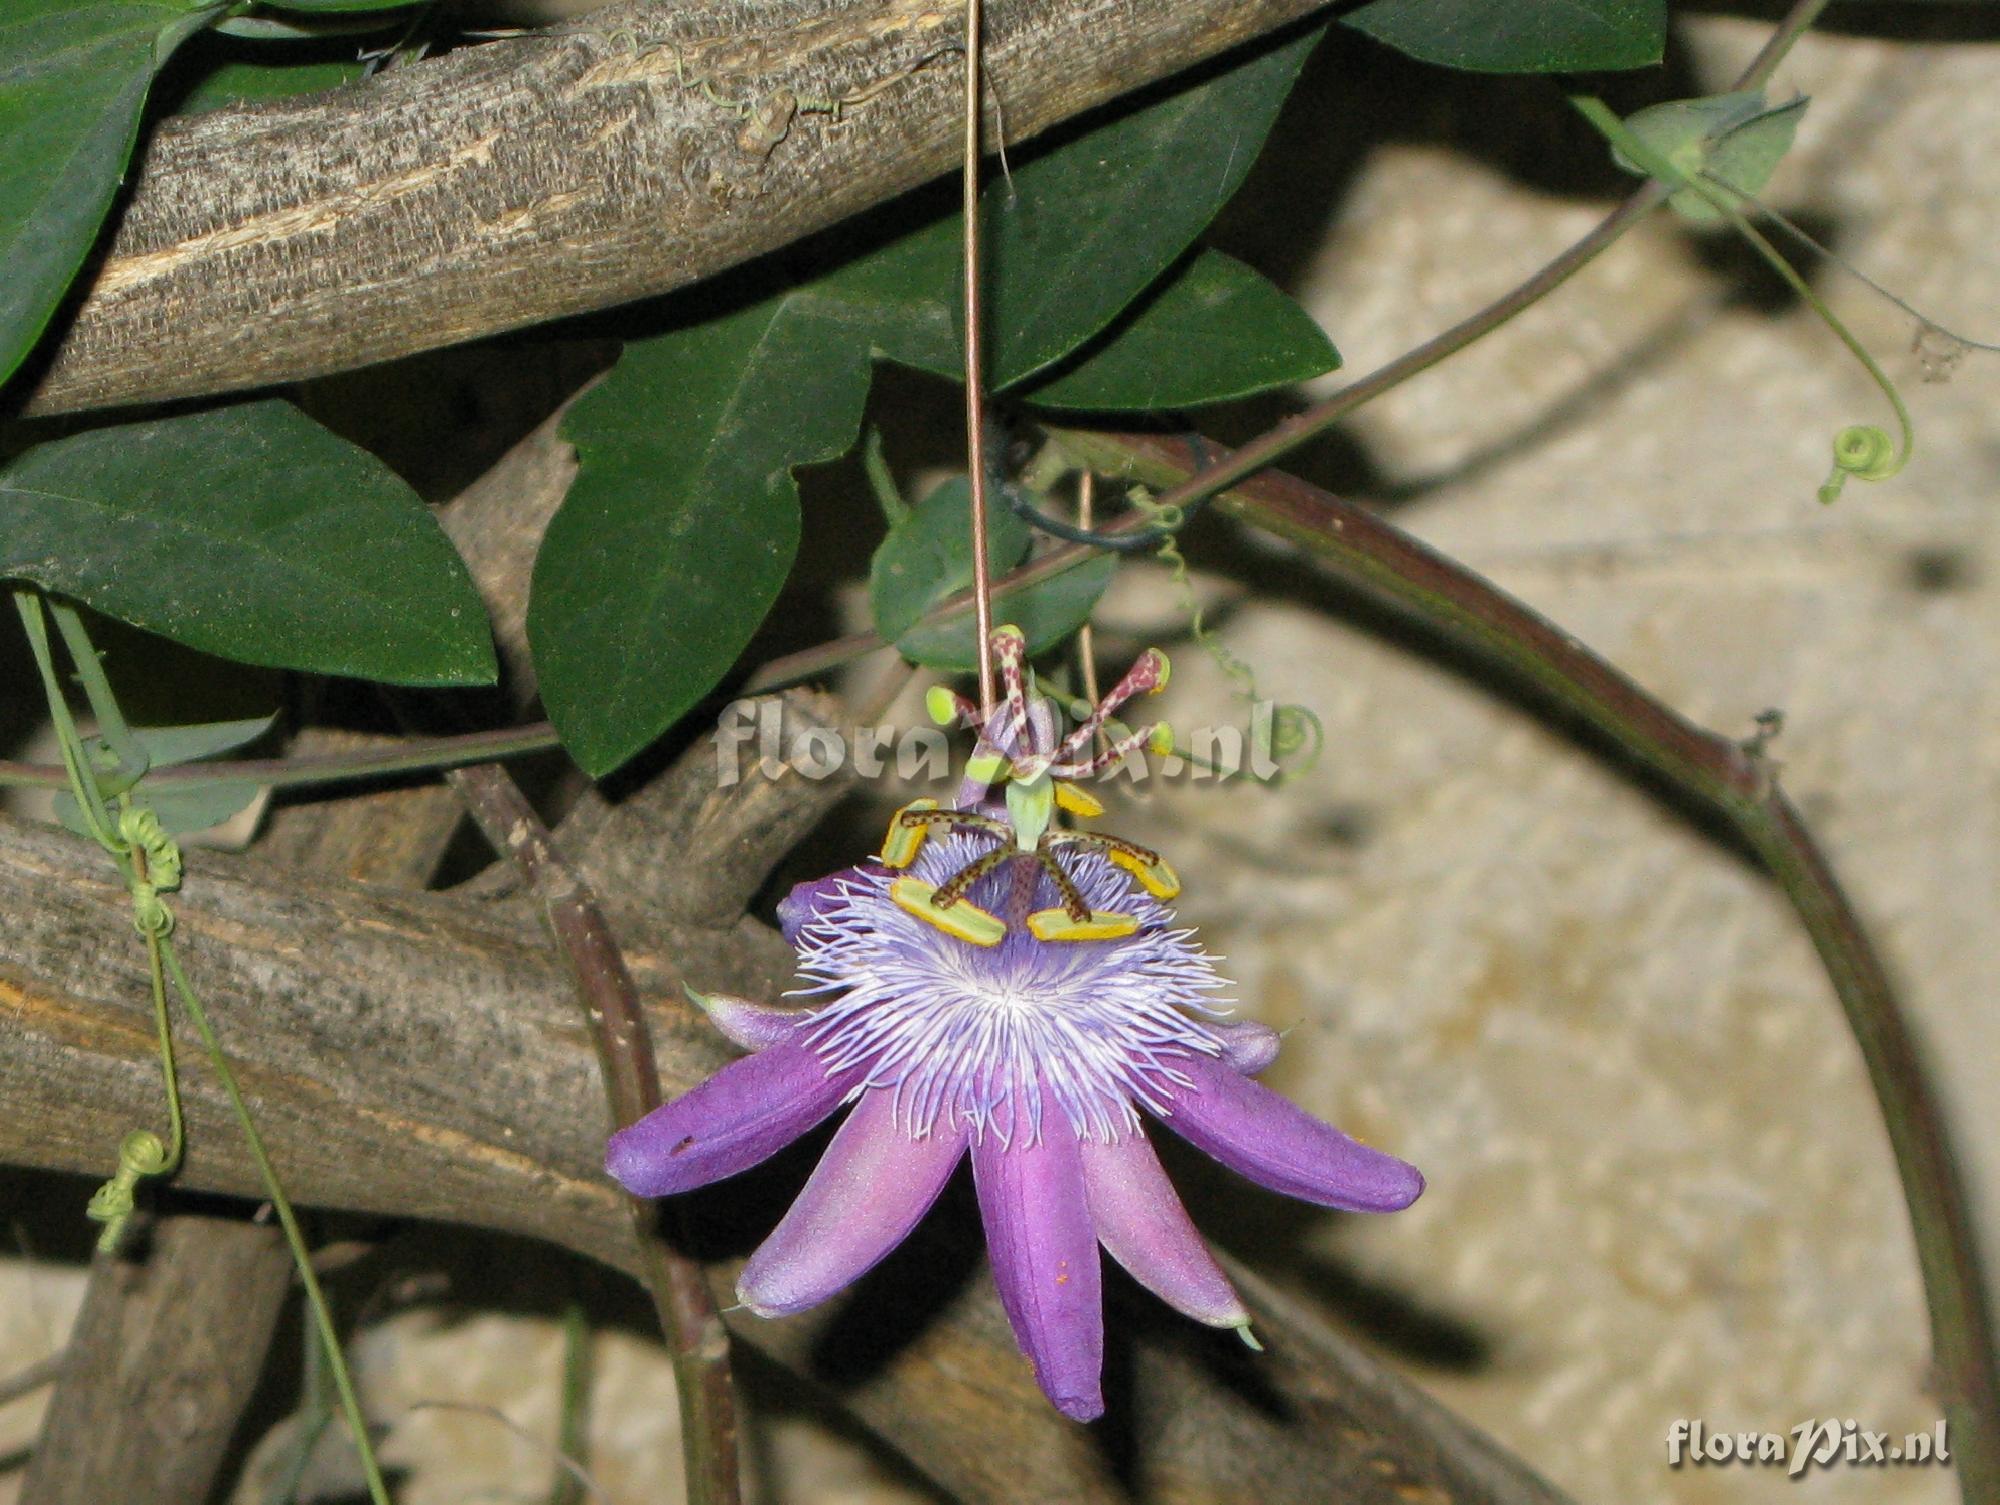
<box><xmin>118</xmin><ymin>806</ymin><xmax>183</xmax><ymax>891</ymax></box>
<box><xmin>1124</xmin><ymin>492</ymin><xmax>1321</xmax><ymax>783</ymax></box>
<box><xmin>1818</xmin><ymin>424</ymin><xmax>1903</xmax><ymax>505</ymax></box>
<box><xmin>118</xmin><ymin>805</ymin><xmax>182</xmax><ymax>935</ymax></box>
<box><xmin>1258</xmin><ymin>703</ymin><xmax>1325</xmax><ymax>776</ymax></box>
<box><xmin>86</xmin><ymin>1129</ymin><xmax>175</xmax><ymax>1254</ymax></box>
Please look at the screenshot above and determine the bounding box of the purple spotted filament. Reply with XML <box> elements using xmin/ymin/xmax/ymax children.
<box><xmin>606</xmin><ymin>833</ymin><xmax>1423</xmax><ymax>1420</ymax></box>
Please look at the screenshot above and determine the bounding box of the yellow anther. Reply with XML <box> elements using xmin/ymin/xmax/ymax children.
<box><xmin>891</xmin><ymin>877</ymin><xmax>1007</xmax><ymax>947</ymax></box>
<box><xmin>1107</xmin><ymin>848</ymin><xmax>1180</xmax><ymax>899</ymax></box>
<box><xmin>879</xmin><ymin>799</ymin><xmax>938</xmax><ymax>868</ymax></box>
<box><xmin>1054</xmin><ymin>781</ymin><xmax>1103</xmax><ymax>818</ymax></box>
<box><xmin>1147</xmin><ymin>722</ymin><xmax>1175</xmax><ymax>756</ymax></box>
<box><xmin>1150</xmin><ymin>650</ymin><xmax>1171</xmax><ymax>692</ymax></box>
<box><xmin>925</xmin><ymin>685</ymin><xmax>961</xmax><ymax>726</ymax></box>
<box><xmin>1027</xmin><ymin>908</ymin><xmax>1140</xmax><ymax>943</ymax></box>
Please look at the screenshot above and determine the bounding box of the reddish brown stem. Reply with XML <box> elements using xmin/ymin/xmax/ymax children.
<box><xmin>447</xmin><ymin>764</ymin><xmax>741</xmax><ymax>1505</ymax></box>
<box><xmin>1069</xmin><ymin>427</ymin><xmax>2000</xmax><ymax>1503</ymax></box>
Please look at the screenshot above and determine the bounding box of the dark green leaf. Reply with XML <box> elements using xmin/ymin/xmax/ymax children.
<box><xmin>251</xmin><ymin>0</ymin><xmax>418</xmax><ymax>11</ymax></box>
<box><xmin>530</xmin><ymin>34</ymin><xmax>1324</xmax><ymax>772</ymax></box>
<box><xmin>0</xmin><ymin>0</ymin><xmax>217</xmax><ymax>386</ymax></box>
<box><xmin>1022</xmin><ymin>251</ymin><xmax>1339</xmax><ymax>411</ymax></box>
<box><xmin>869</xmin><ymin>477</ymin><xmax>1030</xmax><ymax>642</ymax></box>
<box><xmin>0</xmin><ymin>401</ymin><xmax>497</xmax><ymax>685</ymax></box>
<box><xmin>174</xmin><ymin>53</ymin><xmax>365</xmax><ymax>112</ymax></box>
<box><xmin>827</xmin><ymin>28</ymin><xmax>1322</xmax><ymax>387</ymax></box>
<box><xmin>1343</xmin><ymin>0</ymin><xmax>1665</xmax><ymax>73</ymax></box>
<box><xmin>896</xmin><ymin>553</ymin><xmax>1118</xmax><ymax>672</ymax></box>
<box><xmin>532</xmin><ymin>288</ymin><xmax>876</xmax><ymax>777</ymax></box>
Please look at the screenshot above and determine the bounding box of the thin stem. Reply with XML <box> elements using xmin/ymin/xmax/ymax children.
<box><xmin>160</xmin><ymin>939</ymin><xmax>392</xmax><ymax>1505</ymax></box>
<box><xmin>1136</xmin><ymin>0</ymin><xmax>1834</xmax><ymax>522</ymax></box>
<box><xmin>0</xmin><ymin>723</ymin><xmax>562</xmax><ymax>793</ymax></box>
<box><xmin>1068</xmin><ymin>427</ymin><xmax>2000</xmax><ymax>1503</ymax></box>
<box><xmin>1570</xmin><ymin>95</ymin><xmax>1912</xmax><ymax>489</ymax></box>
<box><xmin>446</xmin><ymin>763</ymin><xmax>740</xmax><ymax>1505</ymax></box>
<box><xmin>860</xmin><ymin>427</ymin><xmax>909</xmax><ymax>526</ymax></box>
<box><xmin>1074</xmin><ymin>472</ymin><xmax>1103</xmax><ymax>713</ymax></box>
<box><xmin>12</xmin><ymin>592</ymin><xmax>118</xmax><ymax>852</ymax></box>
<box><xmin>265</xmin><ymin>1317</ymin><xmax>335</xmax><ymax>1505</ymax></box>
<box><xmin>1717</xmin><ymin>178</ymin><xmax>2000</xmax><ymax>352</ymax></box>
<box><xmin>962</xmin><ymin>0</ymin><xmax>996</xmax><ymax>715</ymax></box>
<box><xmin>548</xmin><ymin>1302</ymin><xmax>593</xmax><ymax>1505</ymax></box>
<box><xmin>49</xmin><ymin>601</ymin><xmax>147</xmax><ymax>795</ymax></box>
<box><xmin>144</xmin><ymin>929</ymin><xmax>187</xmax><ymax>1175</ymax></box>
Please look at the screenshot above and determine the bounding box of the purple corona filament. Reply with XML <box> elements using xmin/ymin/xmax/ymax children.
<box><xmin>607</xmin><ymin>817</ymin><xmax>1424</xmax><ymax>1418</ymax></box>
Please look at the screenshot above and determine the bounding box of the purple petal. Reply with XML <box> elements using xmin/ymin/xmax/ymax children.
<box><xmin>1209</xmin><ymin>1019</ymin><xmax>1281</xmax><ymax>1076</ymax></box>
<box><xmin>777</xmin><ymin>866</ymin><xmax>877</xmax><ymax>946</ymax></box>
<box><xmin>1079</xmin><ymin>1131</ymin><xmax>1247</xmax><ymax>1330</ymax></box>
<box><xmin>1157</xmin><ymin>1053</ymin><xmax>1423</xmax><ymax>1213</ymax></box>
<box><xmin>690</xmin><ymin>989</ymin><xmax>809</xmax><ymax>1052</ymax></box>
<box><xmin>737</xmin><ymin>1088</ymin><xmax>967</xmax><ymax>1317</ymax></box>
<box><xmin>972</xmin><ymin>1120</ymin><xmax>1104</xmax><ymax>1421</ymax></box>
<box><xmin>605</xmin><ymin>1042</ymin><xmax>848</xmax><ymax>1198</ymax></box>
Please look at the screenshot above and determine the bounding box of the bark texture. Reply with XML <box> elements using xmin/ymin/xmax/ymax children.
<box><xmin>21</xmin><ymin>0</ymin><xmax>1328</xmax><ymax>417</ymax></box>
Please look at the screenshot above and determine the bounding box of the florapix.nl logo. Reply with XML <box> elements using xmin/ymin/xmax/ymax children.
<box><xmin>712</xmin><ymin>696</ymin><xmax>1319</xmax><ymax>789</ymax></box>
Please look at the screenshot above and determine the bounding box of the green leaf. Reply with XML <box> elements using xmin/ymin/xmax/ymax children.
<box><xmin>1022</xmin><ymin>251</ymin><xmax>1339</xmax><ymax>411</ymax></box>
<box><xmin>1613</xmin><ymin>90</ymin><xmax>1809</xmax><ymax>222</ymax></box>
<box><xmin>828</xmin><ymin>27</ymin><xmax>1323</xmax><ymax>388</ymax></box>
<box><xmin>1343</xmin><ymin>0</ymin><xmax>1666</xmax><ymax>73</ymax></box>
<box><xmin>532</xmin><ymin>287</ymin><xmax>876</xmax><ymax>777</ymax></box>
<box><xmin>120</xmin><ymin>714</ymin><xmax>278</xmax><ymax>767</ymax></box>
<box><xmin>869</xmin><ymin>477</ymin><xmax>1030</xmax><ymax>642</ymax></box>
<box><xmin>896</xmin><ymin>553</ymin><xmax>1118</xmax><ymax>673</ymax></box>
<box><xmin>251</xmin><ymin>0</ymin><xmax>419</xmax><ymax>11</ymax></box>
<box><xmin>531</xmin><ymin>34</ymin><xmax>1324</xmax><ymax>774</ymax></box>
<box><xmin>56</xmin><ymin>714</ymin><xmax>277</xmax><ymax>838</ymax></box>
<box><xmin>173</xmin><ymin>52</ymin><xmax>365</xmax><ymax>112</ymax></box>
<box><xmin>0</xmin><ymin>0</ymin><xmax>219</xmax><ymax>387</ymax></box>
<box><xmin>0</xmin><ymin>401</ymin><xmax>497</xmax><ymax>685</ymax></box>
<box><xmin>57</xmin><ymin>779</ymin><xmax>265</xmax><ymax>839</ymax></box>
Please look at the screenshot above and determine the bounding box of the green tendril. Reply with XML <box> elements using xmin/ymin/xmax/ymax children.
<box><xmin>86</xmin><ymin>1128</ymin><xmax>177</xmax><ymax>1254</ymax></box>
<box><xmin>1819</xmin><ymin>423</ymin><xmax>1899</xmax><ymax>505</ymax></box>
<box><xmin>11</xmin><ymin>587</ymin><xmax>391</xmax><ymax>1505</ymax></box>
<box><xmin>1573</xmin><ymin>95</ymin><xmax>1915</xmax><ymax>507</ymax></box>
<box><xmin>1125</xmin><ymin>492</ymin><xmax>1322</xmax><ymax>782</ymax></box>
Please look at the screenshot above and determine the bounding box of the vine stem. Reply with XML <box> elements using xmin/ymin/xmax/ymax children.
<box><xmin>159</xmin><ymin>940</ymin><xmax>392</xmax><ymax>1505</ymax></box>
<box><xmin>1133</xmin><ymin>0</ymin><xmax>1835</xmax><ymax>523</ymax></box>
<box><xmin>0</xmin><ymin>723</ymin><xmax>561</xmax><ymax>792</ymax></box>
<box><xmin>962</xmin><ymin>0</ymin><xmax>996</xmax><ymax>714</ymax></box>
<box><xmin>1061</xmin><ymin>428</ymin><xmax>2000</xmax><ymax>1503</ymax></box>
<box><xmin>445</xmin><ymin>762</ymin><xmax>740</xmax><ymax>1505</ymax></box>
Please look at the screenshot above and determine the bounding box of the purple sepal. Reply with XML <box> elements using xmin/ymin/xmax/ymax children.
<box><xmin>1079</xmin><ymin>1131</ymin><xmax>1246</xmax><ymax>1329</ymax></box>
<box><xmin>1209</xmin><ymin>1019</ymin><xmax>1281</xmax><ymax>1077</ymax></box>
<box><xmin>1157</xmin><ymin>1053</ymin><xmax>1424</xmax><ymax>1213</ymax></box>
<box><xmin>691</xmin><ymin>990</ymin><xmax>810</xmax><ymax>1053</ymax></box>
<box><xmin>778</xmin><ymin>867</ymin><xmax>876</xmax><ymax>947</ymax></box>
<box><xmin>972</xmin><ymin>1120</ymin><xmax>1105</xmax><ymax>1422</ymax></box>
<box><xmin>737</xmin><ymin>1089</ymin><xmax>967</xmax><ymax>1317</ymax></box>
<box><xmin>605</xmin><ymin>1041</ymin><xmax>849</xmax><ymax>1198</ymax></box>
